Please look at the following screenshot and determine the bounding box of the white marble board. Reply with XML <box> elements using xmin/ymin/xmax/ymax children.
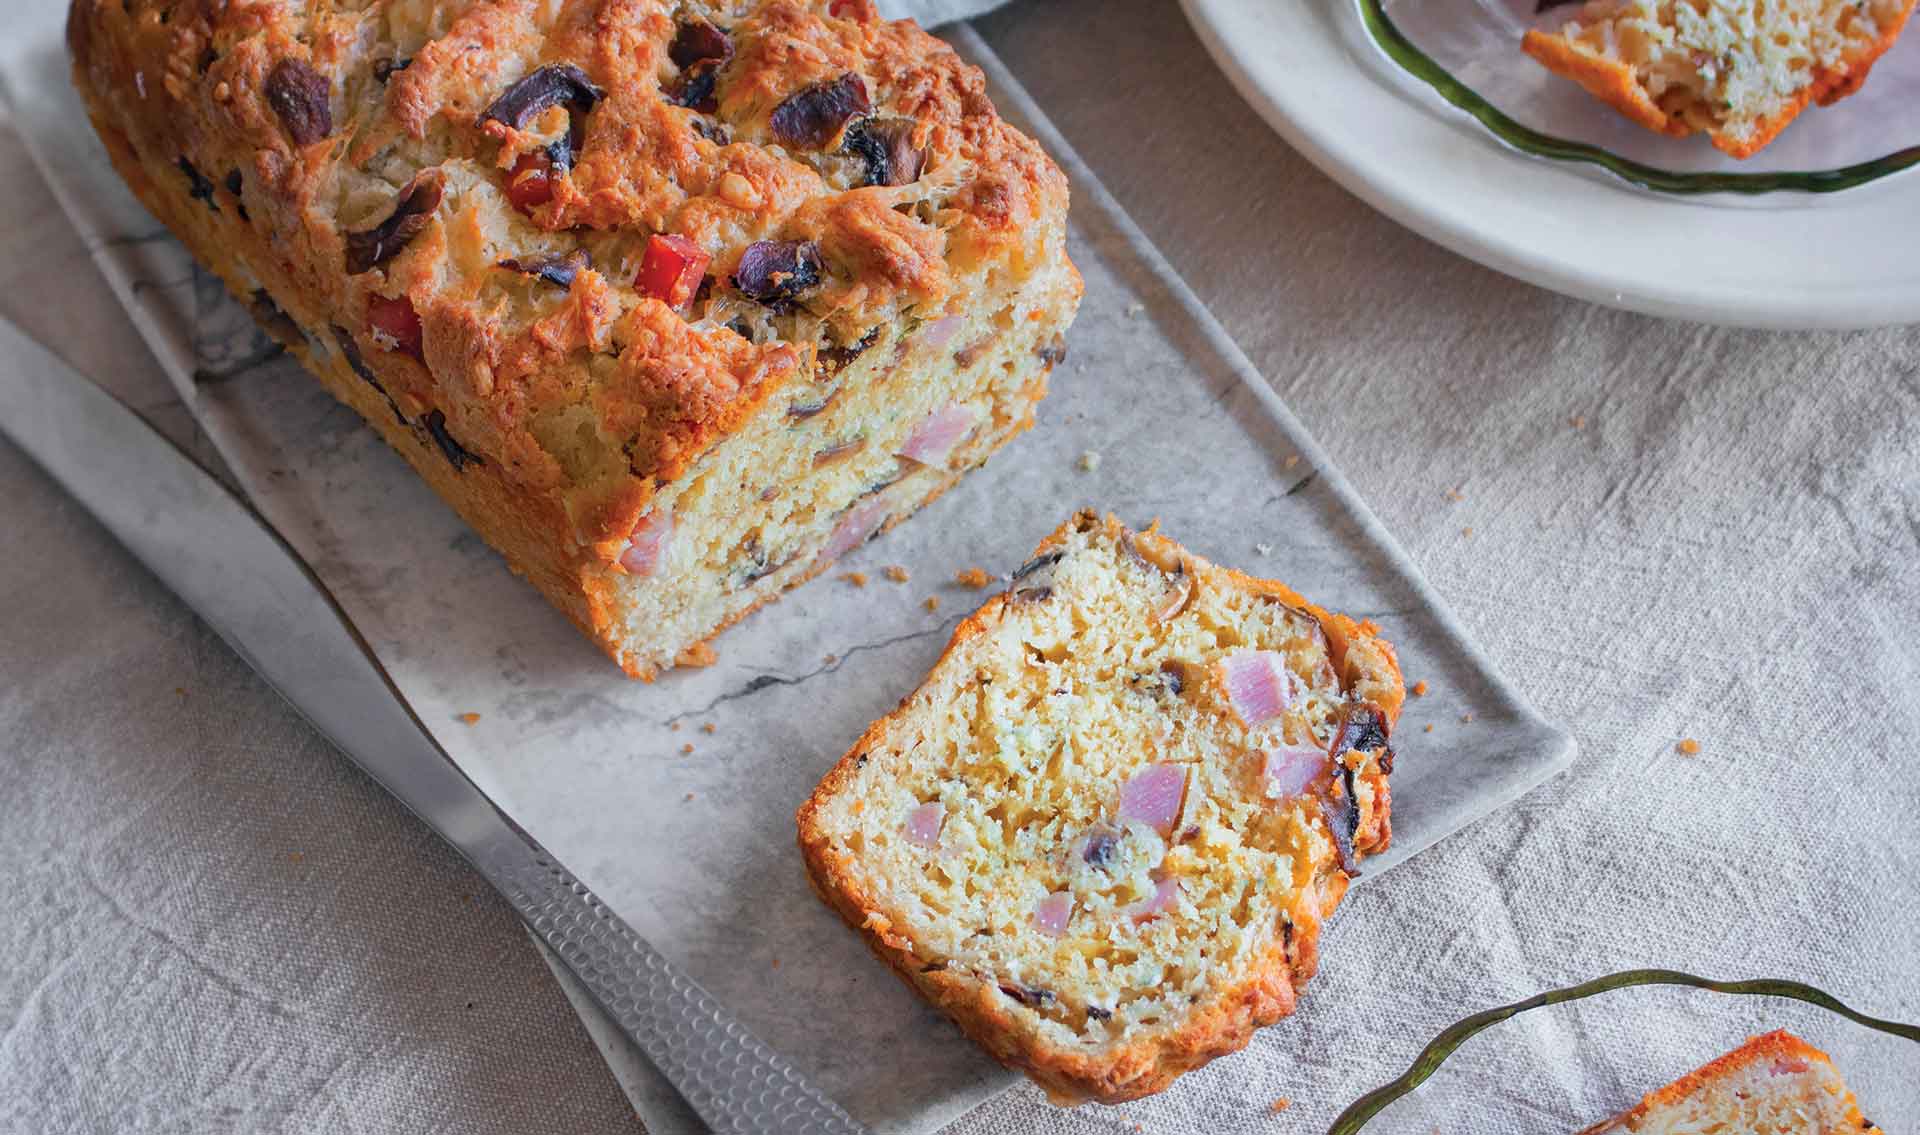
<box><xmin>5</xmin><ymin>15</ymin><xmax>1573</xmax><ymax>1134</ymax></box>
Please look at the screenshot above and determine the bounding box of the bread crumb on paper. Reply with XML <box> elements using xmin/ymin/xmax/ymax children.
<box><xmin>924</xmin><ymin>596</ymin><xmax>941</xmax><ymax>612</ymax></box>
<box><xmin>954</xmin><ymin>567</ymin><xmax>993</xmax><ymax>589</ymax></box>
<box><xmin>883</xmin><ymin>565</ymin><xmax>911</xmax><ymax>584</ymax></box>
<box><xmin>701</xmin><ymin>722</ymin><xmax>717</xmax><ymax>734</ymax></box>
<box><xmin>1444</xmin><ymin>487</ymin><xmax>1465</xmax><ymax>503</ymax></box>
<box><xmin>843</xmin><ymin>571</ymin><xmax>868</xmax><ymax>587</ymax></box>
<box><xmin>1677</xmin><ymin>738</ymin><xmax>1702</xmax><ymax>755</ymax></box>
<box><xmin>681</xmin><ymin>743</ymin><xmax>695</xmax><ymax>755</ymax></box>
<box><xmin>1076</xmin><ymin>450</ymin><xmax>1102</xmax><ymax>473</ymax></box>
<box><xmin>1411</xmin><ymin>680</ymin><xmax>1429</xmax><ymax>696</ymax></box>
<box><xmin>1283</xmin><ymin>455</ymin><xmax>1300</xmax><ymax>471</ymax></box>
<box><xmin>1425</xmin><ymin>723</ymin><xmax>1435</xmax><ymax>733</ymax></box>
<box><xmin>457</xmin><ymin>712</ymin><xmax>481</xmax><ymax>725</ymax></box>
<box><xmin>1269</xmin><ymin>1097</ymin><xmax>1291</xmax><ymax>1113</ymax></box>
<box><xmin>1570</xmin><ymin>414</ymin><xmax>1587</xmax><ymax>429</ymax></box>
<box><xmin>1461</xmin><ymin>526</ymin><xmax>1474</xmax><ymax>538</ymax></box>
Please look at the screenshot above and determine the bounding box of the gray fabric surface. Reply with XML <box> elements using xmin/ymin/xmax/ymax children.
<box><xmin>4</xmin><ymin>1</ymin><xmax>1917</xmax><ymax>1133</ymax></box>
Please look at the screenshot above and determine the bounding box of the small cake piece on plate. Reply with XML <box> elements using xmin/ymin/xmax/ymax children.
<box><xmin>1578</xmin><ymin>1030</ymin><xmax>1884</xmax><ymax>1134</ymax></box>
<box><xmin>1523</xmin><ymin>0</ymin><xmax>1917</xmax><ymax>158</ymax></box>
<box><xmin>796</xmin><ymin>512</ymin><xmax>1403</xmax><ymax>1103</ymax></box>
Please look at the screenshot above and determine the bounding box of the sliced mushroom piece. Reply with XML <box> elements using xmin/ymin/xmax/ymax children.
<box><xmin>499</xmin><ymin>249</ymin><xmax>590</xmax><ymax>290</ymax></box>
<box><xmin>344</xmin><ymin>169</ymin><xmax>445</xmax><ymax>275</ymax></box>
<box><xmin>481</xmin><ymin>64</ymin><xmax>603</xmax><ymax>130</ymax></box>
<box><xmin>1009</xmin><ymin>550</ymin><xmax>1063</xmax><ymax>602</ymax></box>
<box><xmin>421</xmin><ymin>409</ymin><xmax>483</xmax><ymax>472</ymax></box>
<box><xmin>769</xmin><ymin>73</ymin><xmax>871</xmax><ymax>149</ymax></box>
<box><xmin>843</xmin><ymin>116</ymin><xmax>924</xmax><ymax>187</ymax></box>
<box><xmin>177</xmin><ymin>158</ymin><xmax>218</xmax><ymax>212</ymax></box>
<box><xmin>731</xmin><ymin>239</ymin><xmax>822</xmax><ymax>304</ymax></box>
<box><xmin>668</xmin><ymin>19</ymin><xmax>733</xmax><ymax>69</ymax></box>
<box><xmin>812</xmin><ymin>436</ymin><xmax>867</xmax><ymax>468</ymax></box>
<box><xmin>265</xmin><ymin>58</ymin><xmax>332</xmax><ymax>146</ymax></box>
<box><xmin>670</xmin><ymin>60</ymin><xmax>722</xmax><ymax>112</ymax></box>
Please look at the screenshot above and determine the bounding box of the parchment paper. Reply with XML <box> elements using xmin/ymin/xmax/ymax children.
<box><xmin>4</xmin><ymin>14</ymin><xmax>1571</xmax><ymax>1133</ymax></box>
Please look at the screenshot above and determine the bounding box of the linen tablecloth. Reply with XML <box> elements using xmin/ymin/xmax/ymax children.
<box><xmin>4</xmin><ymin>1</ymin><xmax>1916</xmax><ymax>1132</ymax></box>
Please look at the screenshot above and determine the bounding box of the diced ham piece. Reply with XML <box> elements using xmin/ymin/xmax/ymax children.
<box><xmin>1127</xmin><ymin>876</ymin><xmax>1179</xmax><ymax>924</ymax></box>
<box><xmin>903</xmin><ymin>801</ymin><xmax>945</xmax><ymax>849</ymax></box>
<box><xmin>619</xmin><ymin>510</ymin><xmax>672</xmax><ymax>577</ymax></box>
<box><xmin>1216</xmin><ymin>650</ymin><xmax>1300</xmax><ymax>728</ymax></box>
<box><xmin>1031</xmin><ymin>891</ymin><xmax>1072</xmax><ymax>937</ymax></box>
<box><xmin>1118</xmin><ymin>763</ymin><xmax>1187</xmax><ymax>836</ymax></box>
<box><xmin>923</xmin><ymin>315</ymin><xmax>963</xmax><ymax>347</ymax></box>
<box><xmin>819</xmin><ymin>498</ymin><xmax>889</xmax><ymax>564</ymax></box>
<box><xmin>1262</xmin><ymin>745</ymin><xmax>1328</xmax><ymax>801</ymax></box>
<box><xmin>897</xmin><ymin>404</ymin><xmax>974</xmax><ymax>468</ymax></box>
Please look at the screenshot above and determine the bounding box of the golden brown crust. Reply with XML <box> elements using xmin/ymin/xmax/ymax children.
<box><xmin>69</xmin><ymin>0</ymin><xmax>1074</xmax><ymax>674</ymax></box>
<box><xmin>797</xmin><ymin>513</ymin><xmax>1404</xmax><ymax>1104</ymax></box>
<box><xmin>1523</xmin><ymin>1</ymin><xmax>1916</xmax><ymax>158</ymax></box>
<box><xmin>1576</xmin><ymin>1030</ymin><xmax>1883</xmax><ymax>1135</ymax></box>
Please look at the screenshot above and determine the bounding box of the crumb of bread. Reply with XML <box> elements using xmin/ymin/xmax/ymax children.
<box><xmin>702</xmin><ymin>723</ymin><xmax>717</xmax><ymax>734</ymax></box>
<box><xmin>923</xmin><ymin>596</ymin><xmax>940</xmax><ymax>611</ymax></box>
<box><xmin>955</xmin><ymin>567</ymin><xmax>994</xmax><ymax>589</ymax></box>
<box><xmin>1444</xmin><ymin>488</ymin><xmax>1464</xmax><ymax>503</ymax></box>
<box><xmin>1425</xmin><ymin>723</ymin><xmax>1435</xmax><ymax>733</ymax></box>
<box><xmin>825</xmin><ymin>653</ymin><xmax>838</xmax><ymax>665</ymax></box>
<box><xmin>458</xmin><ymin>712</ymin><xmax>481</xmax><ymax>725</ymax></box>
<box><xmin>684</xmin><ymin>793</ymin><xmax>695</xmax><ymax>802</ymax></box>
<box><xmin>1283</xmin><ymin>455</ymin><xmax>1300</xmax><ymax>470</ymax></box>
<box><xmin>1462</xmin><ymin>526</ymin><xmax>1474</xmax><ymax>538</ymax></box>
<box><xmin>681</xmin><ymin>743</ymin><xmax>695</xmax><ymax>755</ymax></box>
<box><xmin>1460</xmin><ymin>712</ymin><xmax>1475</xmax><ymax>723</ymax></box>
<box><xmin>1570</xmin><ymin>414</ymin><xmax>1587</xmax><ymax>429</ymax></box>
<box><xmin>676</xmin><ymin>643</ymin><xmax>718</xmax><ymax>668</ymax></box>
<box><xmin>1678</xmin><ymin>738</ymin><xmax>1702</xmax><ymax>755</ymax></box>
<box><xmin>1411</xmin><ymin>680</ymin><xmax>1428</xmax><ymax>696</ymax></box>
<box><xmin>1269</xmin><ymin>1097</ymin><xmax>1291</xmax><ymax>1113</ymax></box>
<box><xmin>884</xmin><ymin>565</ymin><xmax>911</xmax><ymax>584</ymax></box>
<box><xmin>844</xmin><ymin>572</ymin><xmax>869</xmax><ymax>587</ymax></box>
<box><xmin>1077</xmin><ymin>450</ymin><xmax>1102</xmax><ymax>472</ymax></box>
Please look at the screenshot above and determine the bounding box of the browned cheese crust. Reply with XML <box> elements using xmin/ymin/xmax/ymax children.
<box><xmin>68</xmin><ymin>0</ymin><xmax>1076</xmax><ymax>674</ymax></box>
<box><xmin>797</xmin><ymin>513</ymin><xmax>1404</xmax><ymax>1104</ymax></box>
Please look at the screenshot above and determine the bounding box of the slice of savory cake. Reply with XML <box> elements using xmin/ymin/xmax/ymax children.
<box><xmin>1578</xmin><ymin>1030</ymin><xmax>1884</xmax><ymax>1134</ymax></box>
<box><xmin>1523</xmin><ymin>0</ymin><xmax>1917</xmax><ymax>158</ymax></box>
<box><xmin>796</xmin><ymin>512</ymin><xmax>1404</xmax><ymax>1103</ymax></box>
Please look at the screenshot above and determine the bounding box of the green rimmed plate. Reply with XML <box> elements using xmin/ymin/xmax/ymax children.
<box><xmin>1364</xmin><ymin>0</ymin><xmax>1920</xmax><ymax>195</ymax></box>
<box><xmin>1179</xmin><ymin>0</ymin><xmax>1920</xmax><ymax>328</ymax></box>
<box><xmin>1331</xmin><ymin>969</ymin><xmax>1920</xmax><ymax>1133</ymax></box>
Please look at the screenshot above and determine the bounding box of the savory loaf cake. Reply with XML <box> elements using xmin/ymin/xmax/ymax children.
<box><xmin>796</xmin><ymin>512</ymin><xmax>1404</xmax><ymax>1104</ymax></box>
<box><xmin>1577</xmin><ymin>1030</ymin><xmax>1884</xmax><ymax>1134</ymax></box>
<box><xmin>1524</xmin><ymin>0</ymin><xmax>1916</xmax><ymax>158</ymax></box>
<box><xmin>67</xmin><ymin>0</ymin><xmax>1081</xmax><ymax>678</ymax></box>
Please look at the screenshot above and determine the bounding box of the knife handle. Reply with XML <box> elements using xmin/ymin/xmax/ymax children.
<box><xmin>478</xmin><ymin>835</ymin><xmax>870</xmax><ymax>1135</ymax></box>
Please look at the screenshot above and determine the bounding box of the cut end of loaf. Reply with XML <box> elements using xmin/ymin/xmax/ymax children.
<box><xmin>797</xmin><ymin>512</ymin><xmax>1403</xmax><ymax>1103</ymax></box>
<box><xmin>1578</xmin><ymin>1030</ymin><xmax>1884</xmax><ymax>1134</ymax></box>
<box><xmin>1523</xmin><ymin>0</ymin><xmax>1917</xmax><ymax>157</ymax></box>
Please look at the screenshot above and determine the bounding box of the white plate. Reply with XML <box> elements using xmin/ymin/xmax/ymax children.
<box><xmin>1179</xmin><ymin>0</ymin><xmax>1920</xmax><ymax>329</ymax></box>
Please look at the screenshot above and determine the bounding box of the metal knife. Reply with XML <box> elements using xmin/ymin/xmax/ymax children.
<box><xmin>0</xmin><ymin>316</ymin><xmax>868</xmax><ymax>1135</ymax></box>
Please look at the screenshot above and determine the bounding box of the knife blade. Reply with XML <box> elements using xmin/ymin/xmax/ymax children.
<box><xmin>0</xmin><ymin>316</ymin><xmax>868</xmax><ymax>1135</ymax></box>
